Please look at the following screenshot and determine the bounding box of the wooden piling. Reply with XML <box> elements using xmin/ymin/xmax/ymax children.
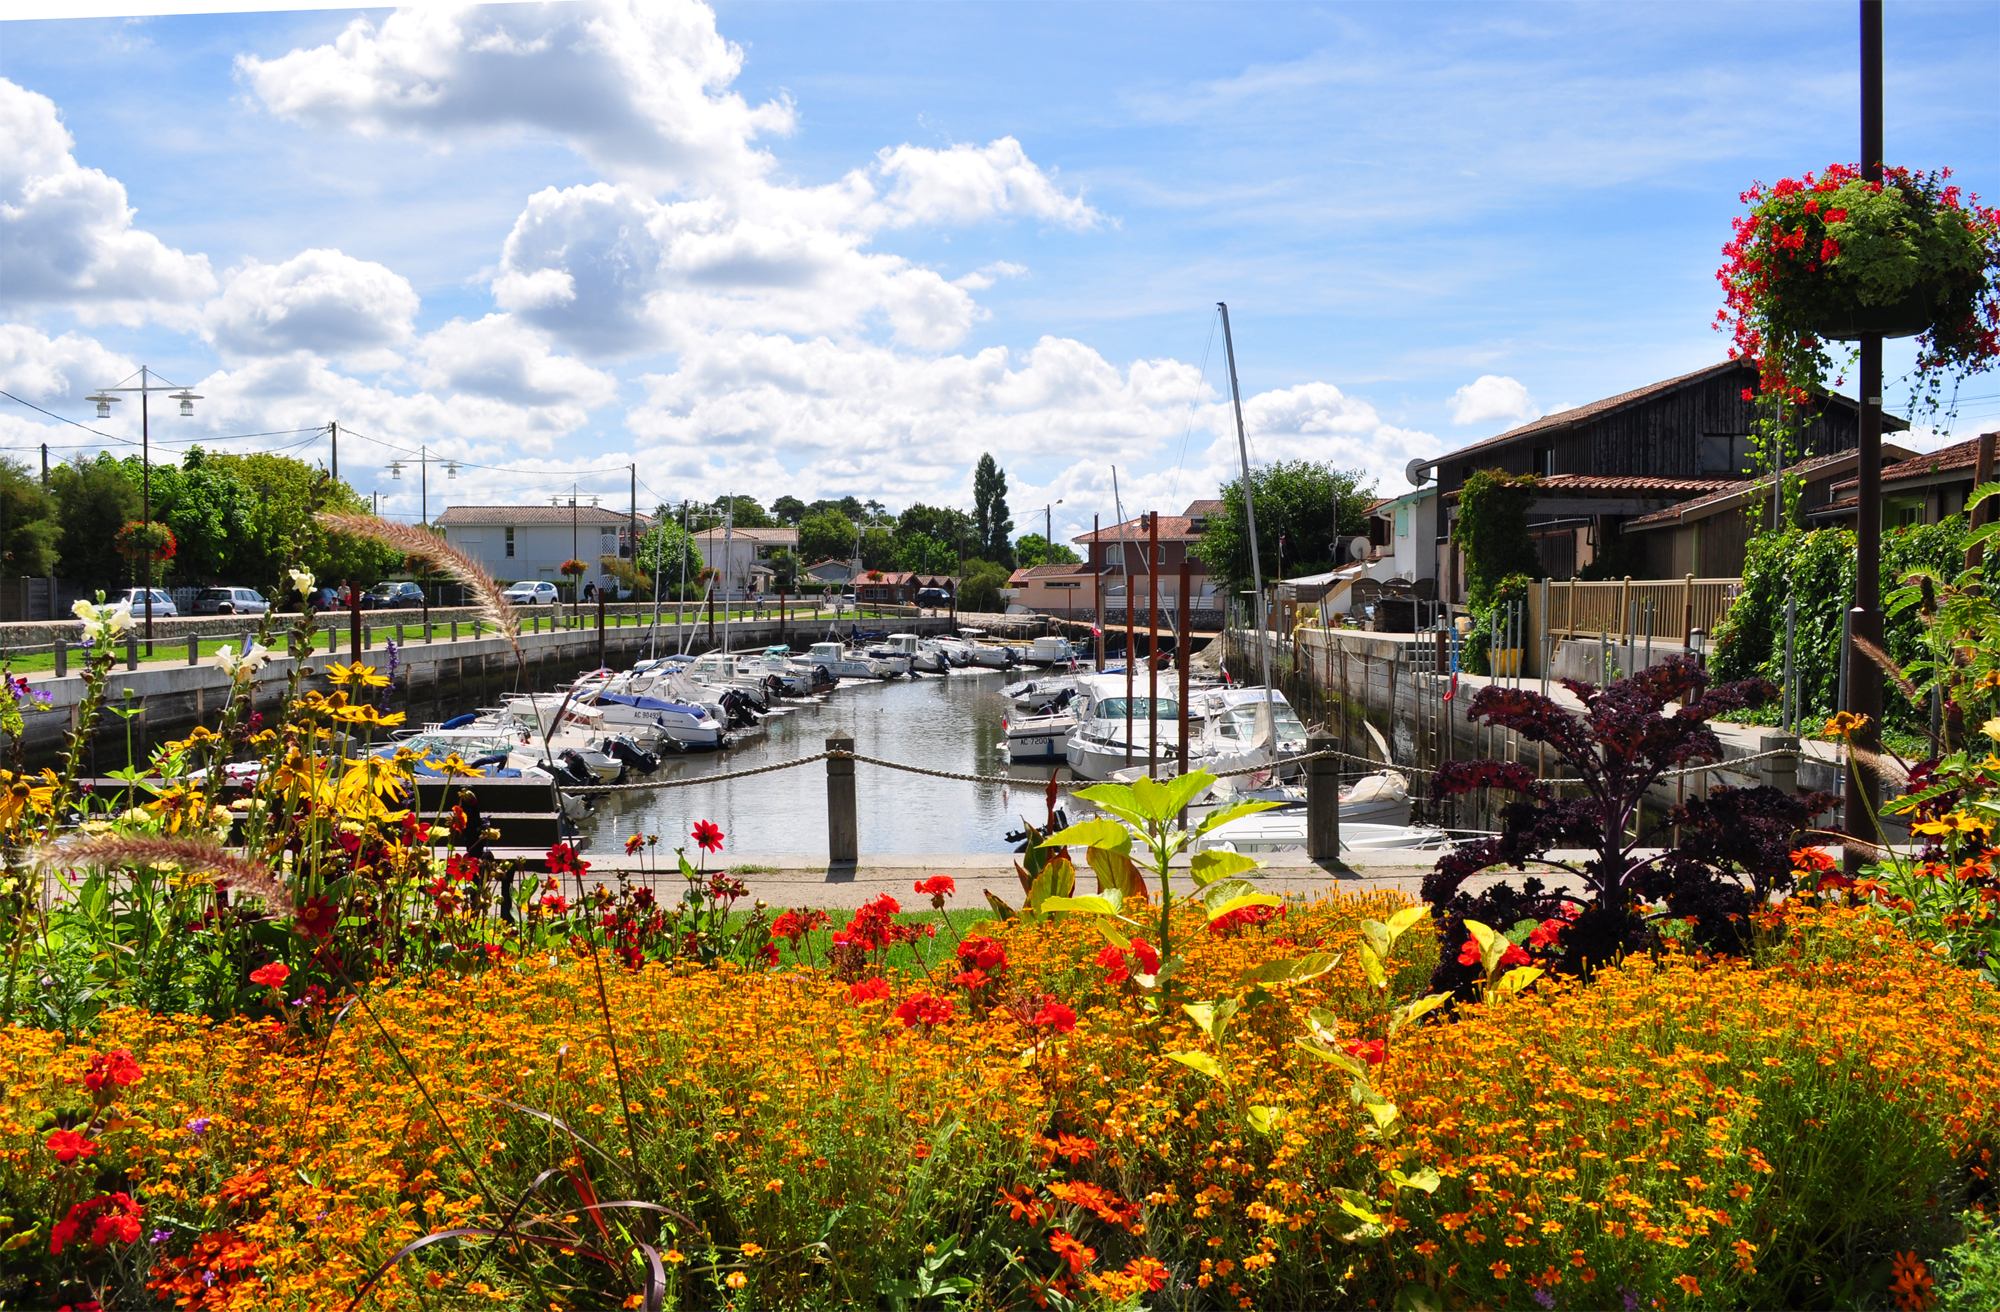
<box><xmin>826</xmin><ymin>735</ymin><xmax>857</xmax><ymax>863</ymax></box>
<box><xmin>1307</xmin><ymin>733</ymin><xmax>1340</xmax><ymax>861</ymax></box>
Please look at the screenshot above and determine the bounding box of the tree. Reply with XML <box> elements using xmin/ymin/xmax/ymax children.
<box><xmin>798</xmin><ymin>509</ymin><xmax>857</xmax><ymax>565</ymax></box>
<box><xmin>1013</xmin><ymin>533</ymin><xmax>1080</xmax><ymax>569</ymax></box>
<box><xmin>859</xmin><ymin>525</ymin><xmax>898</xmax><ymax>571</ymax></box>
<box><xmin>957</xmin><ymin>558</ymin><xmax>1014</xmax><ymax>613</ymax></box>
<box><xmin>138</xmin><ymin>447</ymin><xmax>254</xmax><ymax>585</ymax></box>
<box><xmin>899</xmin><ymin>531</ymin><xmax>958</xmax><ymax>577</ymax></box>
<box><xmin>972</xmin><ymin>453</ymin><xmax>1013</xmax><ymax>565</ymax></box>
<box><xmin>770</xmin><ymin>496</ymin><xmax>807</xmax><ymax>526</ymax></box>
<box><xmin>50</xmin><ymin>454</ymin><xmax>141</xmax><ymax>591</ymax></box>
<box><xmin>1194</xmin><ymin>459</ymin><xmax>1374</xmax><ymax>587</ymax></box>
<box><xmin>634</xmin><ymin>521</ymin><xmax>703</xmax><ymax>597</ymax></box>
<box><xmin>0</xmin><ymin>460</ymin><xmax>60</xmax><ymax>578</ymax></box>
<box><xmin>205</xmin><ymin>451</ymin><xmax>396</xmax><ymax>592</ymax></box>
<box><xmin>766</xmin><ymin>547</ymin><xmax>799</xmax><ymax>589</ymax></box>
<box><xmin>689</xmin><ymin>495</ymin><xmax>773</xmax><ymax>532</ymax></box>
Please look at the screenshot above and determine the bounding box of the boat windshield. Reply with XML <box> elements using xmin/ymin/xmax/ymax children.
<box><xmin>1216</xmin><ymin>703</ymin><xmax>1307</xmax><ymax>739</ymax></box>
<box><xmin>1092</xmin><ymin>697</ymin><xmax>1180</xmax><ymax>720</ymax></box>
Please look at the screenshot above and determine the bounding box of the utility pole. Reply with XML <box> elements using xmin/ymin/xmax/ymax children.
<box><xmin>329</xmin><ymin>420</ymin><xmax>338</xmax><ymax>485</ymax></box>
<box><xmin>629</xmin><ymin>463</ymin><xmax>637</xmax><ymax>602</ymax></box>
<box><xmin>1845</xmin><ymin>0</ymin><xmax>1886</xmax><ymax>872</ymax></box>
<box><xmin>40</xmin><ymin>444</ymin><xmax>47</xmax><ymax>487</ymax></box>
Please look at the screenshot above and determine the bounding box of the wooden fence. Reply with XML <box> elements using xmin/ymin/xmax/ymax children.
<box><xmin>1530</xmin><ymin>575</ymin><xmax>1741</xmax><ymax>646</ymax></box>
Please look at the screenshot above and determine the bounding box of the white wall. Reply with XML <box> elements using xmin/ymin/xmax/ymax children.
<box><xmin>445</xmin><ymin>523</ymin><xmax>621</xmax><ymax>586</ymax></box>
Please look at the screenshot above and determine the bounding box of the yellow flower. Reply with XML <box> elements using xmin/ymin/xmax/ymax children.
<box><xmin>327</xmin><ymin>661</ymin><xmax>392</xmax><ymax>689</ymax></box>
<box><xmin>1983</xmin><ymin>715</ymin><xmax>2000</xmax><ymax>743</ymax></box>
<box><xmin>1822</xmin><ymin>711</ymin><xmax>1869</xmax><ymax>739</ymax></box>
<box><xmin>726</xmin><ymin>1271</ymin><xmax>747</xmax><ymax>1290</ymax></box>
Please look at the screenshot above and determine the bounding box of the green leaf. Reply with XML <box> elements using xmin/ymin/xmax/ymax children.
<box><xmin>1358</xmin><ymin>942</ymin><xmax>1388</xmax><ymax>990</ymax></box>
<box><xmin>1495</xmin><ymin>965</ymin><xmax>1544</xmax><ymax>995</ymax></box>
<box><xmin>1360</xmin><ymin>919</ymin><xmax>1392</xmax><ymax>962</ymax></box>
<box><xmin>1038</xmin><ymin>894</ymin><xmax>1121</xmax><ymax>917</ymax></box>
<box><xmin>1239</xmin><ymin>952</ymin><xmax>1340</xmax><ymax>987</ymax></box>
<box><xmin>1189</xmin><ymin>848</ymin><xmax>1260</xmax><ymax>888</ymax></box>
<box><xmin>1040</xmin><ymin>818</ymin><xmax>1131</xmax><ymax>855</ymax></box>
<box><xmin>1166</xmin><ymin>1050</ymin><xmax>1225</xmax><ymax>1081</ymax></box>
<box><xmin>1335</xmin><ymin>1195</ymin><xmax>1383</xmax><ymax>1225</ymax></box>
<box><xmin>1294</xmin><ymin>1037</ymin><xmax>1366</xmax><ymax>1078</ymax></box>
<box><xmin>1192</xmin><ymin>797</ymin><xmax>1287</xmax><ymax>838</ymax></box>
<box><xmin>1086</xmin><ymin>845</ymin><xmax>1146</xmax><ymax>901</ymax></box>
<box><xmin>1388</xmin><ymin>1167</ymin><xmax>1441</xmax><ymax>1195</ymax></box>
<box><xmin>1386</xmin><ymin>902</ymin><xmax>1431</xmax><ymax>943</ymax></box>
<box><xmin>982</xmin><ymin>890</ymin><xmax>1017</xmax><ymax>920</ymax></box>
<box><xmin>1394</xmin><ymin>1283</ymin><xmax>1444</xmax><ymax>1312</ymax></box>
<box><xmin>1386</xmin><ymin>992</ymin><xmax>1449</xmax><ymax>1037</ymax></box>
<box><xmin>1306</xmin><ymin>1006</ymin><xmax>1341</xmax><ymax>1043</ymax></box>
<box><xmin>1205</xmin><ymin>891</ymin><xmax>1284</xmax><ymax>923</ymax></box>
<box><xmin>1091</xmin><ymin>920</ymin><xmax>1131</xmax><ymax>951</ymax></box>
<box><xmin>1361</xmin><ymin>1095</ymin><xmax>1400</xmax><ymax>1130</ymax></box>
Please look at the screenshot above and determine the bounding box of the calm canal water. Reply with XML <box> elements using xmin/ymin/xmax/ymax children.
<box><xmin>579</xmin><ymin>669</ymin><xmax>1063</xmax><ymax>857</ymax></box>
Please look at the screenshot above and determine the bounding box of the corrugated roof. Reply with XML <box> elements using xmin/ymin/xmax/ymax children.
<box><xmin>436</xmin><ymin>505</ymin><xmax>653</xmax><ymax>527</ymax></box>
<box><xmin>1429</xmin><ymin>362</ymin><xmax>1750</xmax><ymax>466</ymax></box>
<box><xmin>1829</xmin><ymin>432</ymin><xmax>1999</xmax><ymax>494</ymax></box>
<box><xmin>1011</xmin><ymin>564</ymin><xmax>1094</xmax><ymax>582</ymax></box>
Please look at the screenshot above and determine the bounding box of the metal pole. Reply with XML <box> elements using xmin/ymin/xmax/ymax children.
<box><xmin>1178</xmin><ymin>558</ymin><xmax>1192</xmax><ymax>775</ymax></box>
<box><xmin>141</xmin><ymin>369</ymin><xmax>152</xmax><ymax>652</ymax></box>
<box><xmin>721</xmin><ymin>495</ymin><xmax>733</xmax><ymax>657</ymax></box>
<box><xmin>1219</xmin><ymin>302</ymin><xmax>1276</xmax><ymax>768</ymax></box>
<box><xmin>629</xmin><ymin>463</ymin><xmax>637</xmax><ymax>603</ymax></box>
<box><xmin>1093</xmin><ymin>513</ymin><xmax>1104</xmax><ymax>671</ymax></box>
<box><xmin>649</xmin><ymin>511</ymin><xmax>665</xmax><ymax>658</ymax></box>
<box><xmin>330</xmin><ymin>420</ymin><xmax>338</xmax><ymax>485</ymax></box>
<box><xmin>1148</xmin><ymin>510</ymin><xmax>1160</xmax><ymax>776</ymax></box>
<box><xmin>1782</xmin><ymin>596</ymin><xmax>1796</xmax><ymax>734</ymax></box>
<box><xmin>1846</xmin><ymin>0</ymin><xmax>1886</xmax><ymax>871</ymax></box>
<box><xmin>1114</xmin><ymin>469</ymin><xmax>1133</xmax><ymax>766</ymax></box>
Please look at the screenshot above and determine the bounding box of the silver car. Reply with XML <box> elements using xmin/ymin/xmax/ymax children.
<box><xmin>113</xmin><ymin>588</ymin><xmax>177</xmax><ymax>617</ymax></box>
<box><xmin>502</xmin><ymin>580</ymin><xmax>560</xmax><ymax>605</ymax></box>
<box><xmin>194</xmin><ymin>586</ymin><xmax>271</xmax><ymax>615</ymax></box>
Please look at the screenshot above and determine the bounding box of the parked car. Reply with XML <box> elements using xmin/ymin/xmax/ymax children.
<box><xmin>193</xmin><ymin>586</ymin><xmax>270</xmax><ymax>616</ymax></box>
<box><xmin>365</xmin><ymin>581</ymin><xmax>426</xmax><ymax>610</ymax></box>
<box><xmin>112</xmin><ymin>588</ymin><xmax>177</xmax><ymax>617</ymax></box>
<box><xmin>501</xmin><ymin>581</ymin><xmax>560</xmax><ymax>606</ymax></box>
<box><xmin>916</xmin><ymin>587</ymin><xmax>952</xmax><ymax>608</ymax></box>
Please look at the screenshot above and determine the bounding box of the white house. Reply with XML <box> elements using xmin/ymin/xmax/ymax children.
<box><xmin>436</xmin><ymin>505</ymin><xmax>653</xmax><ymax>592</ymax></box>
<box><xmin>692</xmin><ymin>526</ymin><xmax>799</xmax><ymax>598</ymax></box>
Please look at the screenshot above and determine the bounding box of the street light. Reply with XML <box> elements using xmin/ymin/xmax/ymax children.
<box><xmin>386</xmin><ymin>446</ymin><xmax>452</xmax><ymax>525</ymax></box>
<box><xmin>89</xmin><ymin>367</ymin><xmax>199</xmax><ymax>649</ymax></box>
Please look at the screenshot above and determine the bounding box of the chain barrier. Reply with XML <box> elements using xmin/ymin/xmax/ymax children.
<box><xmin>553</xmin><ymin>748</ymin><xmax>1342</xmax><ymax>796</ymax></box>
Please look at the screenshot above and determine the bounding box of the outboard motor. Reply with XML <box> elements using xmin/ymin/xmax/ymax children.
<box><xmin>605</xmin><ymin>735</ymin><xmax>659</xmax><ymax>774</ymax></box>
<box><xmin>717</xmin><ymin>689</ymin><xmax>757</xmax><ymax>729</ymax></box>
<box><xmin>813</xmin><ymin>663</ymin><xmax>836</xmax><ymax>689</ymax></box>
<box><xmin>466</xmin><ymin>752</ymin><xmax>509</xmax><ymax>773</ymax></box>
<box><xmin>555</xmin><ymin>749</ymin><xmax>596</xmax><ymax>788</ymax></box>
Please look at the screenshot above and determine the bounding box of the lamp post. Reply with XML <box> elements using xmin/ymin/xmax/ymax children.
<box><xmin>1042</xmin><ymin>498</ymin><xmax>1063</xmax><ymax>562</ymax></box>
<box><xmin>386</xmin><ymin>447</ymin><xmax>459</xmax><ymax>527</ymax></box>
<box><xmin>86</xmin><ymin>367</ymin><xmax>200</xmax><ymax>651</ymax></box>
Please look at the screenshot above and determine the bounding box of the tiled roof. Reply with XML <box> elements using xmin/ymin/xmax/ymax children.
<box><xmin>1829</xmin><ymin>432</ymin><xmax>1998</xmax><ymax>494</ymax></box>
<box><xmin>692</xmin><ymin>526</ymin><xmax>798</xmax><ymax>544</ymax></box>
<box><xmin>1072</xmin><ymin>515</ymin><xmax>1203</xmax><ymax>544</ymax></box>
<box><xmin>1010</xmin><ymin>564</ymin><xmax>1095</xmax><ymax>582</ymax></box>
<box><xmin>1621</xmin><ymin>450</ymin><xmax>1896</xmax><ymax>530</ymax></box>
<box><xmin>1445</xmin><ymin>476</ymin><xmax>1736</xmax><ymax>507</ymax></box>
<box><xmin>1182</xmin><ymin>498</ymin><xmax>1224</xmax><ymax>517</ymax></box>
<box><xmin>436</xmin><ymin>505</ymin><xmax>653</xmax><ymax>527</ymax></box>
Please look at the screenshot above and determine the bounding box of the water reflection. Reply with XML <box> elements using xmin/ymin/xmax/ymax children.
<box><xmin>581</xmin><ymin>670</ymin><xmax>1061</xmax><ymax>857</ymax></box>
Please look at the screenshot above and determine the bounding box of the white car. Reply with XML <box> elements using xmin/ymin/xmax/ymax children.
<box><xmin>502</xmin><ymin>581</ymin><xmax>560</xmax><ymax>605</ymax></box>
<box><xmin>194</xmin><ymin>586</ymin><xmax>271</xmax><ymax>615</ymax></box>
<box><xmin>114</xmin><ymin>588</ymin><xmax>178</xmax><ymax>617</ymax></box>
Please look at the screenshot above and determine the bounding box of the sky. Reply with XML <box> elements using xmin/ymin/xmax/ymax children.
<box><xmin>2</xmin><ymin>0</ymin><xmax>1996</xmax><ymax>546</ymax></box>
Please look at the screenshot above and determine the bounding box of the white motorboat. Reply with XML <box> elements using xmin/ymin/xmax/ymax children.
<box><xmin>802</xmin><ymin>640</ymin><xmax>897</xmax><ymax>681</ymax></box>
<box><xmin>738</xmin><ymin>646</ymin><xmax>818</xmax><ymax>696</ymax></box>
<box><xmin>578</xmin><ymin>689</ymin><xmax>727</xmax><ymax>749</ymax></box>
<box><xmin>1024</xmin><ymin>635</ymin><xmax>1078</xmax><ymax>666</ymax></box>
<box><xmin>1062</xmin><ymin>672</ymin><xmax>1183</xmax><ymax>779</ymax></box>
<box><xmin>682</xmin><ymin>652</ymin><xmax>776</xmax><ymax>707</ymax></box>
<box><xmin>861</xmin><ymin>640</ymin><xmax>914</xmax><ymax>677</ymax></box>
<box><xmin>929</xmin><ymin>635</ymin><xmax>974</xmax><ymax>667</ymax></box>
<box><xmin>1002</xmin><ymin>707</ymin><xmax>1078</xmax><ymax>762</ymax></box>
<box><xmin>373</xmin><ymin>731</ymin><xmax>590</xmax><ymax>820</ymax></box>
<box><xmin>879</xmin><ymin>633</ymin><xmax>949</xmax><ymax>673</ymax></box>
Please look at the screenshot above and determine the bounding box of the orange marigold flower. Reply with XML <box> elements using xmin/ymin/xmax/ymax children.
<box><xmin>1048</xmin><ymin>1229</ymin><xmax>1095</xmax><ymax>1276</ymax></box>
<box><xmin>1675</xmin><ymin>1274</ymin><xmax>1703</xmax><ymax>1297</ymax></box>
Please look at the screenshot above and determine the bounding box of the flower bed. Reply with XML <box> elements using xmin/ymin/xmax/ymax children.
<box><xmin>2</xmin><ymin>898</ymin><xmax>1994</xmax><ymax>1310</ymax></box>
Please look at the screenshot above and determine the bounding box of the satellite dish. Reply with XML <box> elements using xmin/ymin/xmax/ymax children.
<box><xmin>1346</xmin><ymin>536</ymin><xmax>1372</xmax><ymax>563</ymax></box>
<box><xmin>1405</xmin><ymin>457</ymin><xmax>1434</xmax><ymax>487</ymax></box>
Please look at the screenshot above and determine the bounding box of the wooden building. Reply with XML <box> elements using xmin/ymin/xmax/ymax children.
<box><xmin>1421</xmin><ymin>359</ymin><xmax>1897</xmax><ymax>596</ymax></box>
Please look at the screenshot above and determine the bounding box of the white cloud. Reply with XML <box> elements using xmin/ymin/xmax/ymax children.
<box><xmin>207</xmin><ymin>249</ymin><xmax>419</xmax><ymax>366</ymax></box>
<box><xmin>866</xmin><ymin>138</ymin><xmax>1100</xmax><ymax>230</ymax></box>
<box><xmin>493</xmin><ymin>182</ymin><xmax>984</xmax><ymax>355</ymax></box>
<box><xmin>0</xmin><ymin>78</ymin><xmax>215</xmax><ymax>326</ymax></box>
<box><xmin>0</xmin><ymin>324</ymin><xmax>135</xmax><ymax>406</ymax></box>
<box><xmin>416</xmin><ymin>314</ymin><xmax>619</xmax><ymax>425</ymax></box>
<box><xmin>1446</xmin><ymin>374</ymin><xmax>1540</xmax><ymax>427</ymax></box>
<box><xmin>237</xmin><ymin>0</ymin><xmax>796</xmax><ymax>194</ymax></box>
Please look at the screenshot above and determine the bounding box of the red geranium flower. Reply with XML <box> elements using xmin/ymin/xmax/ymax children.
<box><xmin>1341</xmin><ymin>1038</ymin><xmax>1387</xmax><ymax>1066</ymax></box>
<box><xmin>847</xmin><ymin>977</ymin><xmax>892</xmax><ymax>1005</ymax></box>
<box><xmin>1457</xmin><ymin>937</ymin><xmax>1483</xmax><ymax>967</ymax></box>
<box><xmin>1030</xmin><ymin>1000</ymin><xmax>1077</xmax><ymax>1034</ymax></box>
<box><xmin>892</xmin><ymin>992</ymin><xmax>954</xmax><ymax>1029</ymax></box>
<box><xmin>248</xmin><ymin>962</ymin><xmax>290</xmax><ymax>989</ymax></box>
<box><xmin>691</xmin><ymin>820</ymin><xmax>725</xmax><ymax>853</ymax></box>
<box><xmin>81</xmin><ymin>1049</ymin><xmax>142</xmax><ymax>1093</ymax></box>
<box><xmin>914</xmin><ymin>874</ymin><xmax>955</xmax><ymax>897</ymax></box>
<box><xmin>1498</xmin><ymin>943</ymin><xmax>1531</xmax><ymax>969</ymax></box>
<box><xmin>47</xmin><ymin>1128</ymin><xmax>96</xmax><ymax>1164</ymax></box>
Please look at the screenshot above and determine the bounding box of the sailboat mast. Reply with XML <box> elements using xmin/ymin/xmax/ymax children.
<box><xmin>1218</xmin><ymin>301</ymin><xmax>1277</xmax><ymax>768</ymax></box>
<box><xmin>1113</xmin><ymin>465</ymin><xmax>1134</xmax><ymax>768</ymax></box>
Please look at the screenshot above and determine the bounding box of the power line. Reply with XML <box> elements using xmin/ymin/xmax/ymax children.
<box><xmin>336</xmin><ymin>425</ymin><xmax>637</xmax><ymax>478</ymax></box>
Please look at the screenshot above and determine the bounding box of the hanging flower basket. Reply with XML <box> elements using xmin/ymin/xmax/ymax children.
<box><xmin>113</xmin><ymin>520</ymin><xmax>177</xmax><ymax>565</ymax></box>
<box><xmin>558</xmin><ymin>559</ymin><xmax>588</xmax><ymax>578</ymax></box>
<box><xmin>1716</xmin><ymin>163</ymin><xmax>2000</xmax><ymax>404</ymax></box>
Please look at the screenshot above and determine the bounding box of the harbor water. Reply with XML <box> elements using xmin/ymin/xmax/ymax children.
<box><xmin>578</xmin><ymin>669</ymin><xmax>1065</xmax><ymax>857</ymax></box>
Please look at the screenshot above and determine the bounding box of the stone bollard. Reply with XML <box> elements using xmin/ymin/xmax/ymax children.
<box><xmin>826</xmin><ymin>735</ymin><xmax>857</xmax><ymax>864</ymax></box>
<box><xmin>1759</xmin><ymin>733</ymin><xmax>1800</xmax><ymax>794</ymax></box>
<box><xmin>53</xmin><ymin>640</ymin><xmax>66</xmax><ymax>679</ymax></box>
<box><xmin>126</xmin><ymin>635</ymin><xmax>138</xmax><ymax>671</ymax></box>
<box><xmin>187</xmin><ymin>633</ymin><xmax>199</xmax><ymax>666</ymax></box>
<box><xmin>1307</xmin><ymin>734</ymin><xmax>1340</xmax><ymax>862</ymax></box>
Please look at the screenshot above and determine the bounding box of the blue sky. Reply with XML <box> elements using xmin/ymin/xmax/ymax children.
<box><xmin>3</xmin><ymin>0</ymin><xmax>1995</xmax><ymax>543</ymax></box>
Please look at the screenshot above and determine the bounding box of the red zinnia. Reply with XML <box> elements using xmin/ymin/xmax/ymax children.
<box><xmin>248</xmin><ymin>962</ymin><xmax>290</xmax><ymax>989</ymax></box>
<box><xmin>691</xmin><ymin>820</ymin><xmax>725</xmax><ymax>853</ymax></box>
<box><xmin>293</xmin><ymin>896</ymin><xmax>337</xmax><ymax>940</ymax></box>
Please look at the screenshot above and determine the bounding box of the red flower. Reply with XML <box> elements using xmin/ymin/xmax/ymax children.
<box><xmin>1527</xmin><ymin>918</ymin><xmax>1566</xmax><ymax>949</ymax></box>
<box><xmin>892</xmin><ymin>992</ymin><xmax>955</xmax><ymax>1029</ymax></box>
<box><xmin>624</xmin><ymin>834</ymin><xmax>645</xmax><ymax>855</ymax></box>
<box><xmin>1791</xmin><ymin>845</ymin><xmax>1836</xmax><ymax>873</ymax></box>
<box><xmin>1053</xmin><ymin>1133</ymin><xmax>1098</xmax><ymax>1164</ymax></box>
<box><xmin>914</xmin><ymin>875</ymin><xmax>956</xmax><ymax>897</ymax></box>
<box><xmin>47</xmin><ymin>1128</ymin><xmax>96</xmax><ymax>1164</ymax></box>
<box><xmin>1122</xmin><ymin>1257</ymin><xmax>1169</xmax><ymax>1292</ymax></box>
<box><xmin>955</xmin><ymin>935</ymin><xmax>1008</xmax><ymax>974</ymax></box>
<box><xmin>248</xmin><ymin>962</ymin><xmax>290</xmax><ymax>989</ymax></box>
<box><xmin>1048</xmin><ymin>1230</ymin><xmax>1095</xmax><ymax>1276</ymax></box>
<box><xmin>847</xmin><ymin>977</ymin><xmax>892</xmax><ymax>1005</ymax></box>
<box><xmin>1341</xmin><ymin>1038</ymin><xmax>1387</xmax><ymax>1066</ymax></box>
<box><xmin>49</xmin><ymin>1193</ymin><xmax>140</xmax><ymax>1255</ymax></box>
<box><xmin>771</xmin><ymin>908</ymin><xmax>828</xmax><ymax>945</ymax></box>
<box><xmin>293</xmin><ymin>896</ymin><xmax>337</xmax><ymax>940</ymax></box>
<box><xmin>1129</xmin><ymin>937</ymin><xmax>1160</xmax><ymax>975</ymax></box>
<box><xmin>1030</xmin><ymin>1000</ymin><xmax>1078</xmax><ymax>1033</ymax></box>
<box><xmin>1498</xmin><ymin>942</ymin><xmax>1531</xmax><ymax>969</ymax></box>
<box><xmin>81</xmin><ymin>1049</ymin><xmax>142</xmax><ymax>1093</ymax></box>
<box><xmin>1094</xmin><ymin>943</ymin><xmax>1130</xmax><ymax>984</ymax></box>
<box><xmin>1457</xmin><ymin>937</ymin><xmax>1483</xmax><ymax>967</ymax></box>
<box><xmin>545</xmin><ymin>842</ymin><xmax>589</xmax><ymax>876</ymax></box>
<box><xmin>691</xmin><ymin>820</ymin><xmax>725</xmax><ymax>853</ymax></box>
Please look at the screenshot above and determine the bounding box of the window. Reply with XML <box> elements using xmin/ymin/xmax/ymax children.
<box><xmin>1700</xmin><ymin>433</ymin><xmax>1755</xmax><ymax>477</ymax></box>
<box><xmin>1532</xmin><ymin>447</ymin><xmax>1554</xmax><ymax>477</ymax></box>
<box><xmin>504</xmin><ymin>527</ymin><xmax>515</xmax><ymax>558</ymax></box>
<box><xmin>1888</xmin><ymin>498</ymin><xmax>1925</xmax><ymax>528</ymax></box>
